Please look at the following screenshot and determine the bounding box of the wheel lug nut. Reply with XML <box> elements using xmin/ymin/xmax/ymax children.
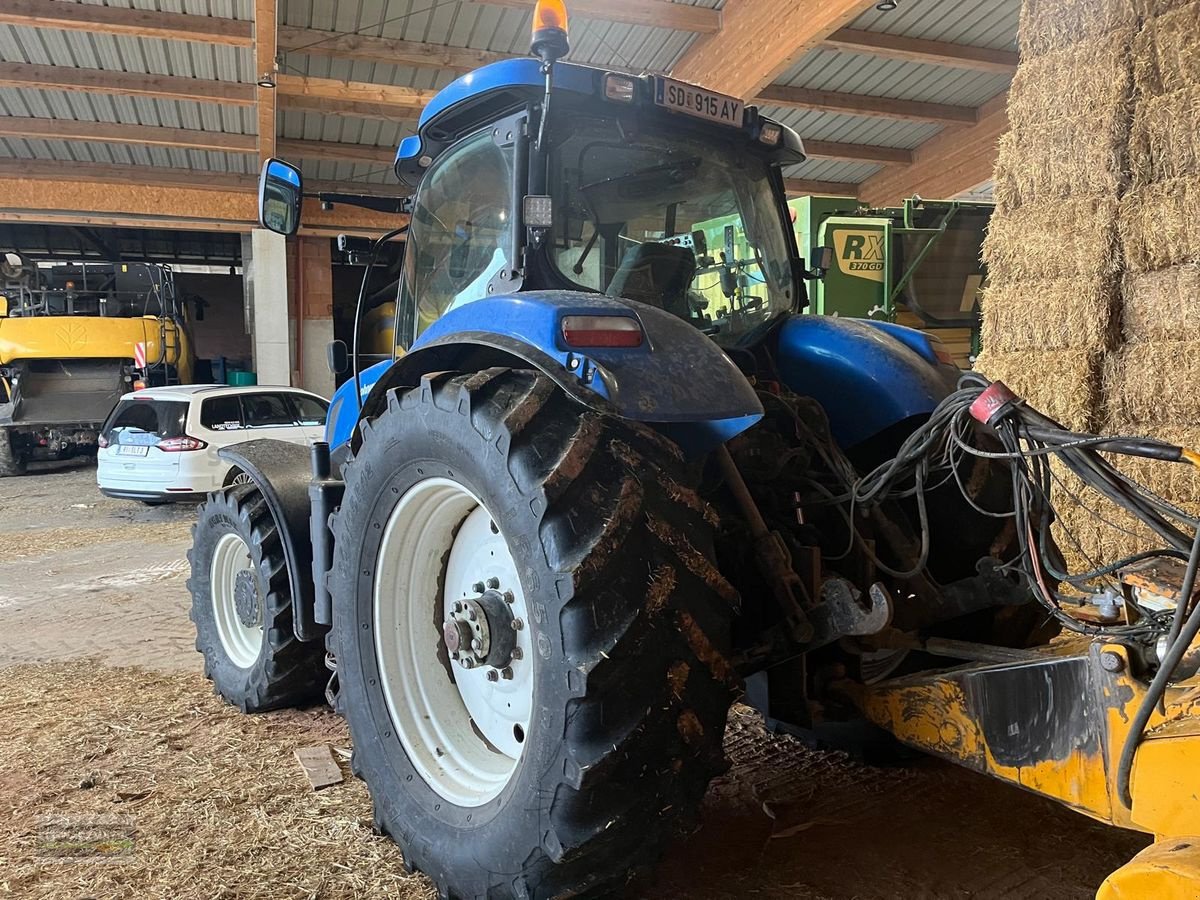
<box><xmin>460</xmin><ymin>658</ymin><xmax>475</xmax><ymax>669</ymax></box>
<box><xmin>486</xmin><ymin>577</ymin><xmax>500</xmax><ymax>589</ymax></box>
<box><xmin>467</xmin><ymin>609</ymin><xmax>477</xmax><ymax>621</ymax></box>
<box><xmin>471</xmin><ymin>639</ymin><xmax>482</xmax><ymax>652</ymax></box>
<box><xmin>486</xmin><ymin>670</ymin><xmax>499</xmax><ymax>682</ymax></box>
<box><xmin>512</xmin><ymin>618</ymin><xmax>524</xmax><ymax>631</ymax></box>
<box><xmin>504</xmin><ymin>591</ymin><xmax>515</xmax><ymax>604</ymax></box>
<box><xmin>472</xmin><ymin>581</ymin><xmax>485</xmax><ymax>594</ymax></box>
<box><xmin>512</xmin><ymin>647</ymin><xmax>523</xmax><ymax>660</ymax></box>
<box><xmin>453</xmin><ymin>601</ymin><xmax>463</xmax><ymax>612</ymax></box>
<box><xmin>501</xmin><ymin>667</ymin><xmax>514</xmax><ymax>680</ymax></box>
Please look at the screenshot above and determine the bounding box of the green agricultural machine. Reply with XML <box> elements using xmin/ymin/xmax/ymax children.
<box><xmin>791</xmin><ymin>195</ymin><xmax>994</xmax><ymax>367</ymax></box>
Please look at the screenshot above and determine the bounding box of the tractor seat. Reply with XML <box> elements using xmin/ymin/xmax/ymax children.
<box><xmin>607</xmin><ymin>242</ymin><xmax>696</xmax><ymax>321</ymax></box>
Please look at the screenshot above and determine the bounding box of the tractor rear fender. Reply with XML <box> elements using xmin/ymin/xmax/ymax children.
<box><xmin>327</xmin><ymin>291</ymin><xmax>764</xmax><ymax>457</ymax></box>
<box><xmin>216</xmin><ymin>439</ymin><xmax>325</xmax><ymax>642</ymax></box>
<box><xmin>775</xmin><ymin>315</ymin><xmax>961</xmax><ymax>449</ymax></box>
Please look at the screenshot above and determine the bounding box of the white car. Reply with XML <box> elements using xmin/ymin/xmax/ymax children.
<box><xmin>97</xmin><ymin>384</ymin><xmax>329</xmax><ymax>504</ymax></box>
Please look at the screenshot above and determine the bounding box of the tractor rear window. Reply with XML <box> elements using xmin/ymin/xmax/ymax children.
<box><xmin>103</xmin><ymin>399</ymin><xmax>188</xmax><ymax>444</ymax></box>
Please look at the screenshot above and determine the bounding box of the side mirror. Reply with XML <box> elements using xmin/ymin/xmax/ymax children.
<box><xmin>327</xmin><ymin>339</ymin><xmax>349</xmax><ymax>375</ymax></box>
<box><xmin>258</xmin><ymin>158</ymin><xmax>303</xmax><ymax>236</ymax></box>
<box><xmin>816</xmin><ymin>246</ymin><xmax>834</xmax><ymax>272</ymax></box>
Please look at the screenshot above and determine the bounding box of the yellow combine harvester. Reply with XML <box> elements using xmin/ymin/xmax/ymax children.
<box><xmin>0</xmin><ymin>254</ymin><xmax>192</xmax><ymax>475</ymax></box>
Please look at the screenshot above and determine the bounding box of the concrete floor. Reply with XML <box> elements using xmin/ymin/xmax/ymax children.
<box><xmin>0</xmin><ymin>462</ymin><xmax>1151</xmax><ymax>898</ymax></box>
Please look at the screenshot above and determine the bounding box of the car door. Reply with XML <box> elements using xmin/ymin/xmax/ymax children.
<box><xmin>240</xmin><ymin>391</ymin><xmax>307</xmax><ymax>445</ymax></box>
<box><xmin>283</xmin><ymin>392</ymin><xmax>330</xmax><ymax>444</ymax></box>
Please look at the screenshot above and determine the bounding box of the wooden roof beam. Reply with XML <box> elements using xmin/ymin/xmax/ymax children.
<box><xmin>0</xmin><ymin>116</ymin><xmax>256</xmax><ymax>153</ymax></box>
<box><xmin>471</xmin><ymin>0</ymin><xmax>721</xmax><ymax>33</ymax></box>
<box><xmin>0</xmin><ymin>0</ymin><xmax>253</xmax><ymax>47</ymax></box>
<box><xmin>277</xmin><ymin>139</ymin><xmax>394</xmax><ymax>165</ymax></box>
<box><xmin>275</xmin><ymin>74</ymin><xmax>435</xmax><ymax>118</ymax></box>
<box><xmin>757</xmin><ymin>85</ymin><xmax>977</xmax><ymax>124</ymax></box>
<box><xmin>803</xmin><ymin>139</ymin><xmax>912</xmax><ymax>165</ymax></box>
<box><xmin>784</xmin><ymin>178</ymin><xmax>859</xmax><ymax>198</ymax></box>
<box><xmin>821</xmin><ymin>28</ymin><xmax>1019</xmax><ymax>75</ymax></box>
<box><xmin>255</xmin><ymin>0</ymin><xmax>278</xmax><ymax>165</ymax></box>
<box><xmin>0</xmin><ymin>62</ymin><xmax>255</xmax><ymax>105</ymax></box>
<box><xmin>672</xmin><ymin>0</ymin><xmax>875</xmax><ymax>100</ymax></box>
<box><xmin>857</xmin><ymin>91</ymin><xmax>1008</xmax><ymax>206</ymax></box>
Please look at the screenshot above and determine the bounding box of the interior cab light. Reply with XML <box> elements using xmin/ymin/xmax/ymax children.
<box><xmin>157</xmin><ymin>436</ymin><xmax>208</xmax><ymax>452</ymax></box>
<box><xmin>561</xmin><ymin>315</ymin><xmax>644</xmax><ymax>348</ymax></box>
<box><xmin>604</xmin><ymin>74</ymin><xmax>637</xmax><ymax>103</ymax></box>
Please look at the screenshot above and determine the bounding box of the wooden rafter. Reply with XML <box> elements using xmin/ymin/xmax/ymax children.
<box><xmin>672</xmin><ymin>0</ymin><xmax>874</xmax><ymax>100</ymax></box>
<box><xmin>857</xmin><ymin>92</ymin><xmax>1008</xmax><ymax>206</ymax></box>
<box><xmin>803</xmin><ymin>139</ymin><xmax>912</xmax><ymax>165</ymax></box>
<box><xmin>0</xmin><ymin>117</ymin><xmax>256</xmax><ymax>153</ymax></box>
<box><xmin>275</xmin><ymin>74</ymin><xmax>435</xmax><ymax>118</ymax></box>
<box><xmin>471</xmin><ymin>0</ymin><xmax>721</xmax><ymax>33</ymax></box>
<box><xmin>757</xmin><ymin>85</ymin><xmax>977</xmax><ymax>125</ymax></box>
<box><xmin>0</xmin><ymin>63</ymin><xmax>255</xmax><ymax>105</ymax></box>
<box><xmin>255</xmin><ymin>0</ymin><xmax>278</xmax><ymax>165</ymax></box>
<box><xmin>821</xmin><ymin>28</ymin><xmax>1018</xmax><ymax>75</ymax></box>
<box><xmin>277</xmin><ymin>138</ymin><xmax>394</xmax><ymax>165</ymax></box>
<box><xmin>784</xmin><ymin>178</ymin><xmax>859</xmax><ymax>198</ymax></box>
<box><xmin>0</xmin><ymin>0</ymin><xmax>253</xmax><ymax>46</ymax></box>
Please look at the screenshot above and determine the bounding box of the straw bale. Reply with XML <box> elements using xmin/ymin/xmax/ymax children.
<box><xmin>980</xmin><ymin>277</ymin><xmax>1117</xmax><ymax>353</ymax></box>
<box><xmin>993</xmin><ymin>121</ymin><xmax>1128</xmax><ymax>209</ymax></box>
<box><xmin>1104</xmin><ymin>340</ymin><xmax>1200</xmax><ymax>425</ymax></box>
<box><xmin>1019</xmin><ymin>0</ymin><xmax>1136</xmax><ymax>59</ymax></box>
<box><xmin>1007</xmin><ymin>29</ymin><xmax>1134</xmax><ymax>129</ymax></box>
<box><xmin>1121</xmin><ymin>265</ymin><xmax>1200</xmax><ymax>341</ymax></box>
<box><xmin>1132</xmin><ymin>1</ymin><xmax>1200</xmax><ymax>99</ymax></box>
<box><xmin>1104</xmin><ymin>419</ymin><xmax>1200</xmax><ymax>502</ymax></box>
<box><xmin>974</xmin><ymin>348</ymin><xmax>1100</xmax><ymax>432</ymax></box>
<box><xmin>1120</xmin><ymin>177</ymin><xmax>1200</xmax><ymax>272</ymax></box>
<box><xmin>1128</xmin><ymin>86</ymin><xmax>1200</xmax><ymax>188</ymax></box>
<box><xmin>984</xmin><ymin>197</ymin><xmax>1121</xmax><ymax>283</ymax></box>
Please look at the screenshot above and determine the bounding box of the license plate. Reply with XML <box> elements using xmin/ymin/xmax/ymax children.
<box><xmin>117</xmin><ymin>445</ymin><xmax>149</xmax><ymax>457</ymax></box>
<box><xmin>655</xmin><ymin>77</ymin><xmax>744</xmax><ymax>128</ymax></box>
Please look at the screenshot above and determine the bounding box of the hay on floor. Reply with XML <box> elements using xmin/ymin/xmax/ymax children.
<box><xmin>984</xmin><ymin>197</ymin><xmax>1121</xmax><ymax>284</ymax></box>
<box><xmin>1122</xmin><ymin>265</ymin><xmax>1200</xmax><ymax>341</ymax></box>
<box><xmin>1018</xmin><ymin>0</ymin><xmax>1136</xmax><ymax>59</ymax></box>
<box><xmin>1128</xmin><ymin>86</ymin><xmax>1200</xmax><ymax>188</ymax></box>
<box><xmin>1119</xmin><ymin>177</ymin><xmax>1200</xmax><ymax>272</ymax></box>
<box><xmin>1104</xmin><ymin>340</ymin><xmax>1200</xmax><ymax>425</ymax></box>
<box><xmin>974</xmin><ymin>349</ymin><xmax>1100</xmax><ymax>432</ymax></box>
<box><xmin>1007</xmin><ymin>29</ymin><xmax>1134</xmax><ymax>130</ymax></box>
<box><xmin>980</xmin><ymin>277</ymin><xmax>1117</xmax><ymax>353</ymax></box>
<box><xmin>1132</xmin><ymin>1</ymin><xmax>1200</xmax><ymax>99</ymax></box>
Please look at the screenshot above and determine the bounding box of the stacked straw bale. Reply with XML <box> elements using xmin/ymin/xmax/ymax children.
<box><xmin>978</xmin><ymin>4</ymin><xmax>1136</xmax><ymax>438</ymax></box>
<box><xmin>989</xmin><ymin>0</ymin><xmax>1200</xmax><ymax>569</ymax></box>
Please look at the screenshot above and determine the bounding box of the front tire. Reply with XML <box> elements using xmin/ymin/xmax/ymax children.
<box><xmin>330</xmin><ymin>369</ymin><xmax>738</xmax><ymax>899</ymax></box>
<box><xmin>0</xmin><ymin>428</ymin><xmax>27</xmax><ymax>477</ymax></box>
<box><xmin>187</xmin><ymin>484</ymin><xmax>326</xmax><ymax>712</ymax></box>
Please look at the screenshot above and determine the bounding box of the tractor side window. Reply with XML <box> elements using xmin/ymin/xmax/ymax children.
<box><xmin>404</xmin><ymin>130</ymin><xmax>514</xmax><ymax>337</ymax></box>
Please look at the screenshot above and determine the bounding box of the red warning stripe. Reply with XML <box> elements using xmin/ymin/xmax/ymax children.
<box><xmin>133</xmin><ymin>342</ymin><xmax>147</xmax><ymax>369</ymax></box>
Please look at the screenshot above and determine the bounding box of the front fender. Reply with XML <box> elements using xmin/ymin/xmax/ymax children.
<box><xmin>217</xmin><ymin>439</ymin><xmax>323</xmax><ymax>642</ymax></box>
<box><xmin>775</xmin><ymin>316</ymin><xmax>958</xmax><ymax>448</ymax></box>
<box><xmin>332</xmin><ymin>291</ymin><xmax>764</xmax><ymax>456</ymax></box>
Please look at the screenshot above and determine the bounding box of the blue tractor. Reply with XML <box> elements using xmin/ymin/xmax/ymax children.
<box><xmin>188</xmin><ymin>6</ymin><xmax>1031</xmax><ymax>897</ymax></box>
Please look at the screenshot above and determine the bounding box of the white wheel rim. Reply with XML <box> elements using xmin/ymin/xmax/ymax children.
<box><xmin>231</xmin><ymin>471</ymin><xmax>253</xmax><ymax>486</ymax></box>
<box><xmin>373</xmin><ymin>477</ymin><xmax>534</xmax><ymax>808</ymax></box>
<box><xmin>210</xmin><ymin>532</ymin><xmax>261</xmax><ymax>668</ymax></box>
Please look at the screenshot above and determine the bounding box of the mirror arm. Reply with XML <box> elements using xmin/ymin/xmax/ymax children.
<box><xmin>316</xmin><ymin>192</ymin><xmax>413</xmax><ymax>215</ymax></box>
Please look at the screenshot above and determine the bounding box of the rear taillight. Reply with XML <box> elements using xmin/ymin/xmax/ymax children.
<box><xmin>561</xmin><ymin>315</ymin><xmax>643</xmax><ymax>348</ymax></box>
<box><xmin>156</xmin><ymin>436</ymin><xmax>207</xmax><ymax>452</ymax></box>
<box><xmin>97</xmin><ymin>435</ymin><xmax>109</xmax><ymax>449</ymax></box>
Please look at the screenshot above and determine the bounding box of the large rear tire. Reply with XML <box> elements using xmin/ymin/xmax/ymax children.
<box><xmin>187</xmin><ymin>484</ymin><xmax>326</xmax><ymax>712</ymax></box>
<box><xmin>0</xmin><ymin>428</ymin><xmax>27</xmax><ymax>477</ymax></box>
<box><xmin>329</xmin><ymin>369</ymin><xmax>737</xmax><ymax>899</ymax></box>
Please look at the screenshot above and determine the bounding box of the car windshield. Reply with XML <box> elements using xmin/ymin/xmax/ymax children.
<box><xmin>547</xmin><ymin>115</ymin><xmax>796</xmax><ymax>345</ymax></box>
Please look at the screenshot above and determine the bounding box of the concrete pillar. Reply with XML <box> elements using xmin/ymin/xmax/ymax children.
<box><xmin>241</xmin><ymin>229</ymin><xmax>293</xmax><ymax>386</ymax></box>
<box><xmin>289</xmin><ymin>236</ymin><xmax>337</xmax><ymax>399</ymax></box>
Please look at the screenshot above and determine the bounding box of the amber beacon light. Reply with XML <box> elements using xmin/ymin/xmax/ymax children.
<box><xmin>531</xmin><ymin>0</ymin><xmax>570</xmax><ymax>64</ymax></box>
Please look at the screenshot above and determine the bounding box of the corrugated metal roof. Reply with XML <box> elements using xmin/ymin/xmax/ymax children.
<box><xmin>848</xmin><ymin>0</ymin><xmax>1019</xmax><ymax>51</ymax></box>
<box><xmin>0</xmin><ymin>0</ymin><xmax>1014</xmax><ymax>191</ymax></box>
<box><xmin>776</xmin><ymin>49</ymin><xmax>1010</xmax><ymax>108</ymax></box>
